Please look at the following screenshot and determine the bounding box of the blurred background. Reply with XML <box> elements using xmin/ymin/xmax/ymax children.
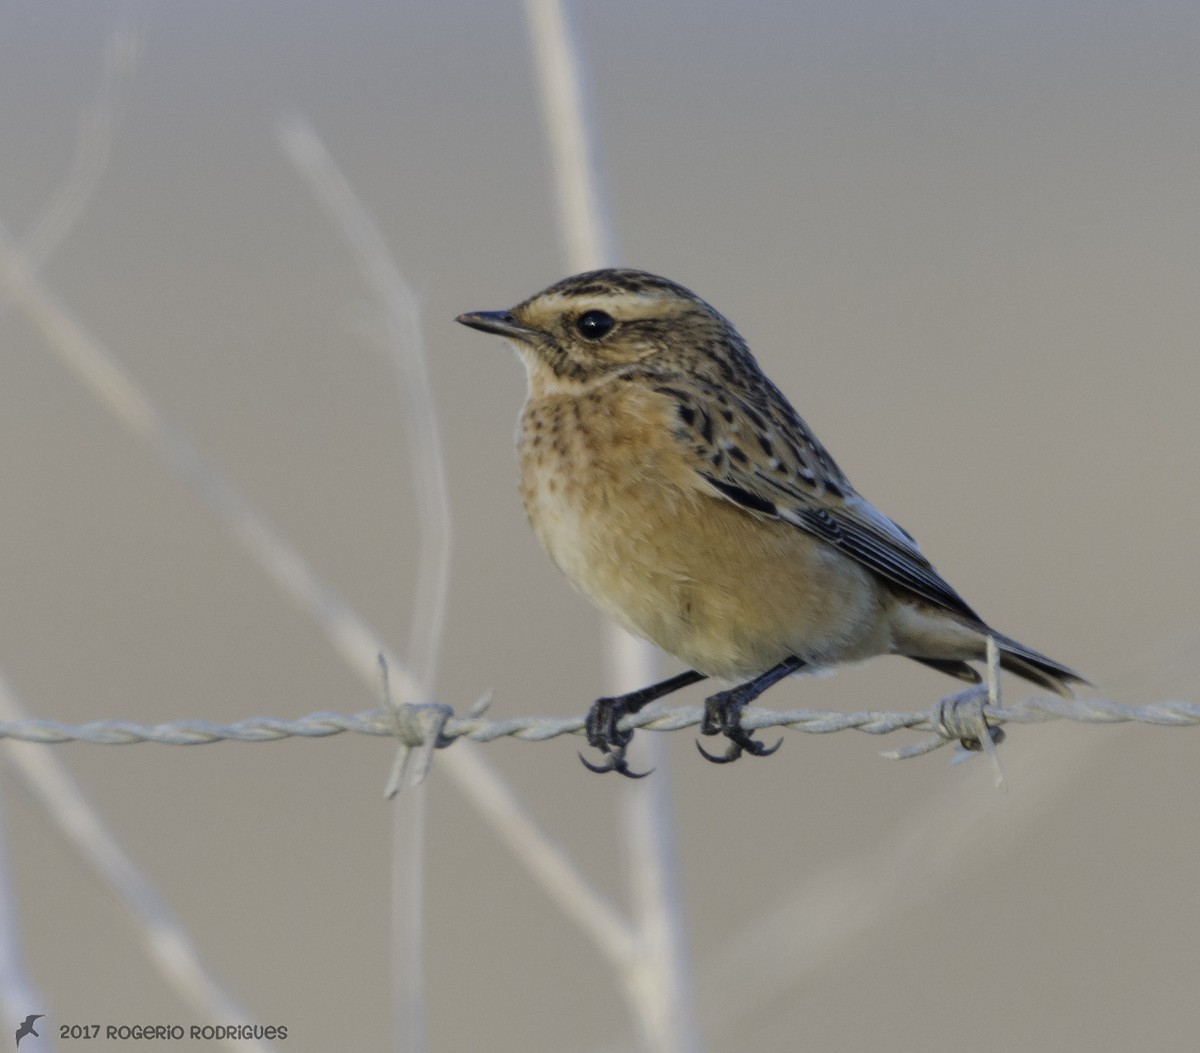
<box><xmin>1</xmin><ymin>1</ymin><xmax>1198</xmax><ymax>1049</ymax></box>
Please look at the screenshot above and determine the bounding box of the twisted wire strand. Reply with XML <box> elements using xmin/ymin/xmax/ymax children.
<box><xmin>1</xmin><ymin>693</ymin><xmax>1196</xmax><ymax>751</ymax></box>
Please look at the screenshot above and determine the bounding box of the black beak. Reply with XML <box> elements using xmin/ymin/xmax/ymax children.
<box><xmin>455</xmin><ymin>310</ymin><xmax>539</xmax><ymax>341</ymax></box>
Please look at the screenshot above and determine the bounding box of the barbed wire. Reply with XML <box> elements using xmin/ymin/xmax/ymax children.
<box><xmin>2</xmin><ymin>690</ymin><xmax>1195</xmax><ymax>753</ymax></box>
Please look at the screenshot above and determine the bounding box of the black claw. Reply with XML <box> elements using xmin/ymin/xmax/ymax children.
<box><xmin>744</xmin><ymin>734</ymin><xmax>783</xmax><ymax>757</ymax></box>
<box><xmin>696</xmin><ymin>738</ymin><xmax>739</xmax><ymax>764</ymax></box>
<box><xmin>579</xmin><ymin>750</ymin><xmax>614</xmax><ymax>773</ymax></box>
<box><xmin>577</xmin><ymin>750</ymin><xmax>653</xmax><ymax>779</ymax></box>
<box><xmin>696</xmin><ymin>730</ymin><xmax>783</xmax><ymax>764</ymax></box>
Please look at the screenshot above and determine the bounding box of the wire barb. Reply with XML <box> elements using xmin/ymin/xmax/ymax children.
<box><xmin>381</xmin><ymin>654</ymin><xmax>454</xmax><ymax>798</ymax></box>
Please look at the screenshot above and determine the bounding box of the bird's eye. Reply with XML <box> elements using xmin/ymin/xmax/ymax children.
<box><xmin>575</xmin><ymin>309</ymin><xmax>615</xmax><ymax>340</ymax></box>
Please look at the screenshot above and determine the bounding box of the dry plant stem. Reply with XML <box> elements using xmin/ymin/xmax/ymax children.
<box><xmin>444</xmin><ymin>749</ymin><xmax>637</xmax><ymax>967</ymax></box>
<box><xmin>15</xmin><ymin>23</ymin><xmax>142</xmax><ymax>280</ymax></box>
<box><xmin>622</xmin><ymin>749</ymin><xmax>700</xmax><ymax>1053</ymax></box>
<box><xmin>0</xmin><ymin>679</ymin><xmax>271</xmax><ymax>1053</ymax></box>
<box><xmin>0</xmin><ymin>129</ymin><xmax>640</xmax><ymax>1053</ymax></box>
<box><xmin>696</xmin><ymin>711</ymin><xmax>1085</xmax><ymax>1040</ymax></box>
<box><xmin>0</xmin><ymin>791</ymin><xmax>50</xmax><ymax>1029</ymax></box>
<box><xmin>0</xmin><ymin>195</ymin><xmax>632</xmax><ymax>1001</ymax></box>
<box><xmin>524</xmin><ymin>0</ymin><xmax>616</xmax><ymax>269</ymax></box>
<box><xmin>277</xmin><ymin>117</ymin><xmax>452</xmax><ymax>692</ymax></box>
<box><xmin>0</xmin><ymin>214</ymin><xmax>396</xmax><ymax>688</ymax></box>
<box><xmin>696</xmin><ymin>640</ymin><xmax>1197</xmax><ymax>1042</ymax></box>
<box><xmin>525</xmin><ymin>1</ymin><xmax>700</xmax><ymax>1050</ymax></box>
<box><xmin>0</xmin><ymin>20</ymin><xmax>142</xmax><ymax>1018</ymax></box>
<box><xmin>0</xmin><ymin>28</ymin><xmax>267</xmax><ymax>1034</ymax></box>
<box><xmin>392</xmin><ymin>781</ymin><xmax>429</xmax><ymax>1053</ymax></box>
<box><xmin>278</xmin><ymin>115</ymin><xmax>452</xmax><ymax>1053</ymax></box>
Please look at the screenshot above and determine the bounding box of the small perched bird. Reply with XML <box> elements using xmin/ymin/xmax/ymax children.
<box><xmin>458</xmin><ymin>269</ymin><xmax>1084</xmax><ymax>776</ymax></box>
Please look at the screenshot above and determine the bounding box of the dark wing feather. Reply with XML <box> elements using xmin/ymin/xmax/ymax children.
<box><xmin>646</xmin><ymin>370</ymin><xmax>1087</xmax><ymax>692</ymax></box>
<box><xmin>660</xmin><ymin>377</ymin><xmax>982</xmax><ymax>623</ymax></box>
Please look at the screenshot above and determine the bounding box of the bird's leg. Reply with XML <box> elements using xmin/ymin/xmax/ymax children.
<box><xmin>581</xmin><ymin>669</ymin><xmax>708</xmax><ymax>777</ymax></box>
<box><xmin>697</xmin><ymin>656</ymin><xmax>805</xmax><ymax>764</ymax></box>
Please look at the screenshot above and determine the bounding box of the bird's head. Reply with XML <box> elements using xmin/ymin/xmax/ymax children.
<box><xmin>457</xmin><ymin>268</ymin><xmax>751</xmax><ymax>395</ymax></box>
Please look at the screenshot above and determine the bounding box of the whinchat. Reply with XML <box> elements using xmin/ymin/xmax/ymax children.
<box><xmin>458</xmin><ymin>269</ymin><xmax>1084</xmax><ymax>776</ymax></box>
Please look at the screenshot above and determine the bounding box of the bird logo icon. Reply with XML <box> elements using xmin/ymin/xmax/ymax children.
<box><xmin>14</xmin><ymin>1015</ymin><xmax>44</xmax><ymax>1048</ymax></box>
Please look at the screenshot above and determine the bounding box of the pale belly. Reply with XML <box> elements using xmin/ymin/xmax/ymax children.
<box><xmin>518</xmin><ymin>411</ymin><xmax>891</xmax><ymax>680</ymax></box>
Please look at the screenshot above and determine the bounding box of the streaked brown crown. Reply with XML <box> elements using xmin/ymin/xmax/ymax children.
<box><xmin>458</xmin><ymin>268</ymin><xmax>765</xmax><ymax>389</ymax></box>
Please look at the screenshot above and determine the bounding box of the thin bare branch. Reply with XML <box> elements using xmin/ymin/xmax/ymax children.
<box><xmin>0</xmin><ymin>678</ymin><xmax>272</xmax><ymax>1053</ymax></box>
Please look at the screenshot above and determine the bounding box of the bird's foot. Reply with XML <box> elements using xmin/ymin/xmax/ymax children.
<box><xmin>696</xmin><ymin>686</ymin><xmax>783</xmax><ymax>764</ymax></box>
<box><xmin>580</xmin><ymin>696</ymin><xmax>653</xmax><ymax>778</ymax></box>
<box><xmin>578</xmin><ymin>669</ymin><xmax>707</xmax><ymax>777</ymax></box>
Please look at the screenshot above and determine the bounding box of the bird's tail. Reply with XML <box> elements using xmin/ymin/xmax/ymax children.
<box><xmin>910</xmin><ymin>630</ymin><xmax>1088</xmax><ymax>697</ymax></box>
<box><xmin>990</xmin><ymin>630</ymin><xmax>1088</xmax><ymax>696</ymax></box>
